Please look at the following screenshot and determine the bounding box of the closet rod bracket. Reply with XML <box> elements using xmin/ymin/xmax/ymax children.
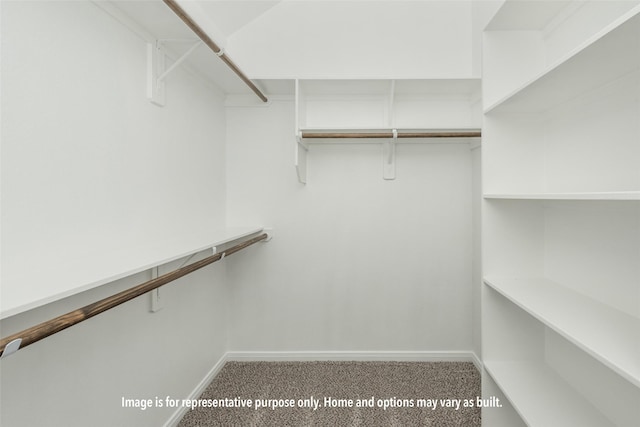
<box><xmin>0</xmin><ymin>338</ymin><xmax>21</xmax><ymax>359</ymax></box>
<box><xmin>296</xmin><ymin>131</ymin><xmax>308</xmax><ymax>151</ymax></box>
<box><xmin>383</xmin><ymin>129</ymin><xmax>397</xmax><ymax>180</ymax></box>
<box><xmin>295</xmin><ymin>131</ymin><xmax>308</xmax><ymax>184</ymax></box>
<box><xmin>263</xmin><ymin>227</ymin><xmax>274</xmax><ymax>242</ymax></box>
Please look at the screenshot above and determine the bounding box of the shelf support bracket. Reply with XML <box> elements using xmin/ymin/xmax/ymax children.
<box><xmin>147</xmin><ymin>40</ymin><xmax>201</xmax><ymax>107</ymax></box>
<box><xmin>156</xmin><ymin>40</ymin><xmax>202</xmax><ymax>83</ymax></box>
<box><xmin>383</xmin><ymin>129</ymin><xmax>397</xmax><ymax>180</ymax></box>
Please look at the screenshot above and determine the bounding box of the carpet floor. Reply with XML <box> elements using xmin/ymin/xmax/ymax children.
<box><xmin>178</xmin><ymin>361</ymin><xmax>481</xmax><ymax>426</ymax></box>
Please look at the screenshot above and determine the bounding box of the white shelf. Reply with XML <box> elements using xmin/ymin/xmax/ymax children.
<box><xmin>294</xmin><ymin>78</ymin><xmax>482</xmax><ymax>183</ymax></box>
<box><xmin>484</xmin><ymin>191</ymin><xmax>640</xmax><ymax>201</ymax></box>
<box><xmin>485</xmin><ymin>7</ymin><xmax>640</xmax><ymax>114</ymax></box>
<box><xmin>95</xmin><ymin>1</ymin><xmax>258</xmax><ymax>97</ymax></box>
<box><xmin>0</xmin><ymin>226</ymin><xmax>264</xmax><ymax>319</ymax></box>
<box><xmin>300</xmin><ymin>127</ymin><xmax>396</xmax><ymax>132</ymax></box>
<box><xmin>300</xmin><ymin>127</ymin><xmax>482</xmax><ymax>138</ymax></box>
<box><xmin>484</xmin><ymin>277</ymin><xmax>640</xmax><ymax>388</ymax></box>
<box><xmin>484</xmin><ymin>361</ymin><xmax>614</xmax><ymax>427</ymax></box>
<box><xmin>301</xmin><ymin>127</ymin><xmax>482</xmax><ymax>131</ymax></box>
<box><xmin>298</xmin><ymin>78</ymin><xmax>481</xmax><ymax>96</ymax></box>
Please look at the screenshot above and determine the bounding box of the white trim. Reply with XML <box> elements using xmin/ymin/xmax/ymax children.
<box><xmin>226</xmin><ymin>350</ymin><xmax>480</xmax><ymax>364</ymax></box>
<box><xmin>163</xmin><ymin>353</ymin><xmax>229</xmax><ymax>427</ymax></box>
<box><xmin>469</xmin><ymin>351</ymin><xmax>483</xmax><ymax>372</ymax></box>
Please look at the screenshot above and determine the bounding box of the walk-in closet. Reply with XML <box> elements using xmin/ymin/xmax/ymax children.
<box><xmin>1</xmin><ymin>1</ymin><xmax>638</xmax><ymax>426</ymax></box>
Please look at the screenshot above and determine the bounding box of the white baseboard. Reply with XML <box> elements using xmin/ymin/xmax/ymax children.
<box><xmin>164</xmin><ymin>350</ymin><xmax>483</xmax><ymax>426</ymax></box>
<box><xmin>227</xmin><ymin>350</ymin><xmax>481</xmax><ymax>365</ymax></box>
<box><xmin>163</xmin><ymin>353</ymin><xmax>229</xmax><ymax>427</ymax></box>
<box><xmin>469</xmin><ymin>351</ymin><xmax>483</xmax><ymax>372</ymax></box>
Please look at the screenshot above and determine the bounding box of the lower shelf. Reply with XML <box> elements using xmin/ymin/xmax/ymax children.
<box><xmin>484</xmin><ymin>361</ymin><xmax>613</xmax><ymax>427</ymax></box>
<box><xmin>484</xmin><ymin>276</ymin><xmax>640</xmax><ymax>387</ymax></box>
<box><xmin>483</xmin><ymin>191</ymin><xmax>640</xmax><ymax>200</ymax></box>
<box><xmin>1</xmin><ymin>226</ymin><xmax>265</xmax><ymax>319</ymax></box>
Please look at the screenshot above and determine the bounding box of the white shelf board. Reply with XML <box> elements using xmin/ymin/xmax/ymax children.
<box><xmin>393</xmin><ymin>78</ymin><xmax>481</xmax><ymax>96</ymax></box>
<box><xmin>484</xmin><ymin>277</ymin><xmax>640</xmax><ymax>387</ymax></box>
<box><xmin>298</xmin><ymin>79</ymin><xmax>391</xmax><ymax>95</ymax></box>
<box><xmin>0</xmin><ymin>226</ymin><xmax>264</xmax><ymax>319</ymax></box>
<box><xmin>300</xmin><ymin>127</ymin><xmax>482</xmax><ymax>137</ymax></box>
<box><xmin>301</xmin><ymin>127</ymin><xmax>398</xmax><ymax>132</ymax></box>
<box><xmin>298</xmin><ymin>78</ymin><xmax>481</xmax><ymax>97</ymax></box>
<box><xmin>299</xmin><ymin>128</ymin><xmax>481</xmax><ymax>145</ymax></box>
<box><xmin>484</xmin><ymin>361</ymin><xmax>614</xmax><ymax>427</ymax></box>
<box><xmin>98</xmin><ymin>1</ymin><xmax>255</xmax><ymax>96</ymax></box>
<box><xmin>484</xmin><ymin>191</ymin><xmax>640</xmax><ymax>201</ymax></box>
<box><xmin>484</xmin><ymin>7</ymin><xmax>640</xmax><ymax>114</ymax></box>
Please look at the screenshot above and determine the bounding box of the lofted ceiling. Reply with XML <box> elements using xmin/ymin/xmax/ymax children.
<box><xmin>105</xmin><ymin>0</ymin><xmax>488</xmax><ymax>97</ymax></box>
<box><xmin>196</xmin><ymin>0</ymin><xmax>283</xmax><ymax>38</ymax></box>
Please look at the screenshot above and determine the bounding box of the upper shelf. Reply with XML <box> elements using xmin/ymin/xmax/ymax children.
<box><xmin>485</xmin><ymin>6</ymin><xmax>640</xmax><ymax>114</ymax></box>
<box><xmin>0</xmin><ymin>227</ymin><xmax>265</xmax><ymax>319</ymax></box>
<box><xmin>298</xmin><ymin>79</ymin><xmax>481</xmax><ymax>97</ymax></box>
<box><xmin>100</xmin><ymin>0</ymin><xmax>268</xmax><ymax>98</ymax></box>
<box><xmin>296</xmin><ymin>78</ymin><xmax>482</xmax><ymax>132</ymax></box>
<box><xmin>293</xmin><ymin>79</ymin><xmax>482</xmax><ymax>183</ymax></box>
<box><xmin>299</xmin><ymin>128</ymin><xmax>482</xmax><ymax>143</ymax></box>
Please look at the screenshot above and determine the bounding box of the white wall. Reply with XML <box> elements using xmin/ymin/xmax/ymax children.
<box><xmin>1</xmin><ymin>1</ymin><xmax>228</xmax><ymax>425</ymax></box>
<box><xmin>471</xmin><ymin>0</ymin><xmax>504</xmax><ymax>77</ymax></box>
<box><xmin>225</xmin><ymin>100</ymin><xmax>475</xmax><ymax>354</ymax></box>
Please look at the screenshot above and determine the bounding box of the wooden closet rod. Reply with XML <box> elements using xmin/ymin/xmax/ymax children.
<box><xmin>301</xmin><ymin>130</ymin><xmax>482</xmax><ymax>139</ymax></box>
<box><xmin>0</xmin><ymin>233</ymin><xmax>268</xmax><ymax>357</ymax></box>
<box><xmin>162</xmin><ymin>0</ymin><xmax>268</xmax><ymax>103</ymax></box>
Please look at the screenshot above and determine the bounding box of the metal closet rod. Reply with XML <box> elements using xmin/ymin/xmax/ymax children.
<box><xmin>162</xmin><ymin>0</ymin><xmax>268</xmax><ymax>103</ymax></box>
<box><xmin>301</xmin><ymin>130</ymin><xmax>482</xmax><ymax>139</ymax></box>
<box><xmin>0</xmin><ymin>233</ymin><xmax>268</xmax><ymax>358</ymax></box>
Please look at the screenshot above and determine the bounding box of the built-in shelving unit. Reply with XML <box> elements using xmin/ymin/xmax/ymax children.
<box><xmin>1</xmin><ymin>227</ymin><xmax>265</xmax><ymax>319</ymax></box>
<box><xmin>294</xmin><ymin>79</ymin><xmax>482</xmax><ymax>183</ymax></box>
<box><xmin>481</xmin><ymin>1</ymin><xmax>640</xmax><ymax>426</ymax></box>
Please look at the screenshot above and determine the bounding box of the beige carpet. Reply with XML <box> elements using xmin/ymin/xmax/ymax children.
<box><xmin>178</xmin><ymin>361</ymin><xmax>481</xmax><ymax>426</ymax></box>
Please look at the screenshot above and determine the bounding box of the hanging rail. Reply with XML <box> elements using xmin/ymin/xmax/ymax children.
<box><xmin>301</xmin><ymin>130</ymin><xmax>482</xmax><ymax>139</ymax></box>
<box><xmin>162</xmin><ymin>0</ymin><xmax>268</xmax><ymax>103</ymax></box>
<box><xmin>0</xmin><ymin>233</ymin><xmax>268</xmax><ymax>358</ymax></box>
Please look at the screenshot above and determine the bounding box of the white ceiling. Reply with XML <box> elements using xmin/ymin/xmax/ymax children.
<box><xmin>105</xmin><ymin>0</ymin><xmax>486</xmax><ymax>97</ymax></box>
<box><xmin>196</xmin><ymin>0</ymin><xmax>282</xmax><ymax>38</ymax></box>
